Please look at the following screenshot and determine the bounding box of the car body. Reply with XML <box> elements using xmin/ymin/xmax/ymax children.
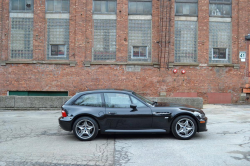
<box><xmin>59</xmin><ymin>90</ymin><xmax>207</xmax><ymax>140</ymax></box>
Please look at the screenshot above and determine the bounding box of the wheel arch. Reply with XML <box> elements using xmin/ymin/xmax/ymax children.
<box><xmin>71</xmin><ymin>114</ymin><xmax>101</xmax><ymax>131</ymax></box>
<box><xmin>170</xmin><ymin>113</ymin><xmax>199</xmax><ymax>132</ymax></box>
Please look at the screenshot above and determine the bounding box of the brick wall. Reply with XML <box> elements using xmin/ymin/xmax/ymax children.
<box><xmin>0</xmin><ymin>0</ymin><xmax>250</xmax><ymax>104</ymax></box>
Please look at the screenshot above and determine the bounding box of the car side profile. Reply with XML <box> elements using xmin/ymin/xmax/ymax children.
<box><xmin>59</xmin><ymin>90</ymin><xmax>207</xmax><ymax>141</ymax></box>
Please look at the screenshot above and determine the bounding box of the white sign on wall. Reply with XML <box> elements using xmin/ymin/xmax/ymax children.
<box><xmin>239</xmin><ymin>51</ymin><xmax>246</xmax><ymax>62</ymax></box>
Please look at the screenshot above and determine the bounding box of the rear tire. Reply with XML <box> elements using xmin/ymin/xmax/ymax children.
<box><xmin>73</xmin><ymin>117</ymin><xmax>99</xmax><ymax>141</ymax></box>
<box><xmin>171</xmin><ymin>115</ymin><xmax>197</xmax><ymax>140</ymax></box>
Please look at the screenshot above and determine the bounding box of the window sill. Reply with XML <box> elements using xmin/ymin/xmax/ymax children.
<box><xmin>1</xmin><ymin>60</ymin><xmax>76</xmax><ymax>66</ymax></box>
<box><xmin>168</xmin><ymin>63</ymin><xmax>199</xmax><ymax>67</ymax></box>
<box><xmin>85</xmin><ymin>61</ymin><xmax>159</xmax><ymax>68</ymax></box>
<box><xmin>208</xmin><ymin>63</ymin><xmax>239</xmax><ymax>68</ymax></box>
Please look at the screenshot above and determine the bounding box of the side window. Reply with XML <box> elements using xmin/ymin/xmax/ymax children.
<box><xmin>104</xmin><ymin>93</ymin><xmax>131</xmax><ymax>108</ymax></box>
<box><xmin>74</xmin><ymin>94</ymin><xmax>102</xmax><ymax>107</ymax></box>
<box><xmin>131</xmin><ymin>96</ymin><xmax>147</xmax><ymax>108</ymax></box>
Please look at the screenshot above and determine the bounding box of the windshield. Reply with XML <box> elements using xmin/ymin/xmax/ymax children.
<box><xmin>133</xmin><ymin>92</ymin><xmax>154</xmax><ymax>105</ymax></box>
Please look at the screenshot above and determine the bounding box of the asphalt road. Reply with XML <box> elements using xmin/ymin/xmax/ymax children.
<box><xmin>0</xmin><ymin>105</ymin><xmax>249</xmax><ymax>166</ymax></box>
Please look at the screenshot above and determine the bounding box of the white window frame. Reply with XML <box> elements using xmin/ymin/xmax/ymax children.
<box><xmin>131</xmin><ymin>46</ymin><xmax>148</xmax><ymax>59</ymax></box>
<box><xmin>212</xmin><ymin>48</ymin><xmax>228</xmax><ymax>61</ymax></box>
<box><xmin>49</xmin><ymin>44</ymin><xmax>67</xmax><ymax>57</ymax></box>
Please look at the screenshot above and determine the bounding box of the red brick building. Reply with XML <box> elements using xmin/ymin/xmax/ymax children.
<box><xmin>0</xmin><ymin>0</ymin><xmax>250</xmax><ymax>103</ymax></box>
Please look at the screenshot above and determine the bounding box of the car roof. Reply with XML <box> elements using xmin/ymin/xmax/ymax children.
<box><xmin>77</xmin><ymin>89</ymin><xmax>134</xmax><ymax>95</ymax></box>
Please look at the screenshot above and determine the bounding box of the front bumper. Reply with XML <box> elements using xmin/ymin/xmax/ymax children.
<box><xmin>58</xmin><ymin>116</ymin><xmax>73</xmax><ymax>131</ymax></box>
<box><xmin>197</xmin><ymin>117</ymin><xmax>208</xmax><ymax>132</ymax></box>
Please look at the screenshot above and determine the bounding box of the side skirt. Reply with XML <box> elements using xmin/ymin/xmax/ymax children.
<box><xmin>104</xmin><ymin>129</ymin><xmax>167</xmax><ymax>133</ymax></box>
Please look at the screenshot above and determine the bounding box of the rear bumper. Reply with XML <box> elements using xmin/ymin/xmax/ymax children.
<box><xmin>58</xmin><ymin>116</ymin><xmax>73</xmax><ymax>131</ymax></box>
<box><xmin>198</xmin><ymin>117</ymin><xmax>208</xmax><ymax>132</ymax></box>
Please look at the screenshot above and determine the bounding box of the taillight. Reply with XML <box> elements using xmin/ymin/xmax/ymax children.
<box><xmin>62</xmin><ymin>110</ymin><xmax>67</xmax><ymax>117</ymax></box>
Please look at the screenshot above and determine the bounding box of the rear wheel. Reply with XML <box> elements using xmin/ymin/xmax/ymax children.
<box><xmin>171</xmin><ymin>115</ymin><xmax>197</xmax><ymax>140</ymax></box>
<box><xmin>73</xmin><ymin>117</ymin><xmax>98</xmax><ymax>141</ymax></box>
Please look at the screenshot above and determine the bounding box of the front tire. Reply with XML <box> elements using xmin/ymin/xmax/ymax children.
<box><xmin>171</xmin><ymin>115</ymin><xmax>197</xmax><ymax>140</ymax></box>
<box><xmin>73</xmin><ymin>117</ymin><xmax>99</xmax><ymax>141</ymax></box>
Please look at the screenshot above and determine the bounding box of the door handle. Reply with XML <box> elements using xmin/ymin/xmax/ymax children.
<box><xmin>108</xmin><ymin>112</ymin><xmax>116</xmax><ymax>115</ymax></box>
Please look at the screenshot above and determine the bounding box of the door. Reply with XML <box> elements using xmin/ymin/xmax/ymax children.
<box><xmin>103</xmin><ymin>93</ymin><xmax>152</xmax><ymax>130</ymax></box>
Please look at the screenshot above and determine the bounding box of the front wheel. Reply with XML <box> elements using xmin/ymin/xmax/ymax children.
<box><xmin>171</xmin><ymin>115</ymin><xmax>197</xmax><ymax>140</ymax></box>
<box><xmin>73</xmin><ymin>117</ymin><xmax>99</xmax><ymax>141</ymax></box>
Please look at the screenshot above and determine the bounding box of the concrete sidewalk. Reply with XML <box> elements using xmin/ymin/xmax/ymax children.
<box><xmin>0</xmin><ymin>104</ymin><xmax>249</xmax><ymax>166</ymax></box>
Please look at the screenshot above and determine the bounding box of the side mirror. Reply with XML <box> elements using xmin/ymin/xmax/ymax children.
<box><xmin>130</xmin><ymin>104</ymin><xmax>137</xmax><ymax>109</ymax></box>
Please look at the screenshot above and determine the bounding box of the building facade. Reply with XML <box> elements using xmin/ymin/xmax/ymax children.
<box><xmin>0</xmin><ymin>0</ymin><xmax>250</xmax><ymax>103</ymax></box>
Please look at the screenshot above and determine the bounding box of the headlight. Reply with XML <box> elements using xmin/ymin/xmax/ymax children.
<box><xmin>193</xmin><ymin>112</ymin><xmax>205</xmax><ymax>119</ymax></box>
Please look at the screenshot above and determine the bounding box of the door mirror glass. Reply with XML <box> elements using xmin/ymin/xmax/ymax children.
<box><xmin>130</xmin><ymin>104</ymin><xmax>137</xmax><ymax>109</ymax></box>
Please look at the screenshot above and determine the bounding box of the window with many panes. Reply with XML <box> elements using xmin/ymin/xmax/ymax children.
<box><xmin>129</xmin><ymin>0</ymin><xmax>152</xmax><ymax>15</ymax></box>
<box><xmin>174</xmin><ymin>21</ymin><xmax>197</xmax><ymax>63</ymax></box>
<box><xmin>93</xmin><ymin>19</ymin><xmax>117</xmax><ymax>61</ymax></box>
<box><xmin>10</xmin><ymin>0</ymin><xmax>34</xmax><ymax>12</ymax></box>
<box><xmin>93</xmin><ymin>0</ymin><xmax>117</xmax><ymax>14</ymax></box>
<box><xmin>209</xmin><ymin>0</ymin><xmax>231</xmax><ymax>17</ymax></box>
<box><xmin>47</xmin><ymin>19</ymin><xmax>69</xmax><ymax>60</ymax></box>
<box><xmin>209</xmin><ymin>22</ymin><xmax>231</xmax><ymax>63</ymax></box>
<box><xmin>175</xmin><ymin>0</ymin><xmax>198</xmax><ymax>16</ymax></box>
<box><xmin>46</xmin><ymin>0</ymin><xmax>70</xmax><ymax>13</ymax></box>
<box><xmin>10</xmin><ymin>18</ymin><xmax>33</xmax><ymax>59</ymax></box>
<box><xmin>128</xmin><ymin>20</ymin><xmax>152</xmax><ymax>62</ymax></box>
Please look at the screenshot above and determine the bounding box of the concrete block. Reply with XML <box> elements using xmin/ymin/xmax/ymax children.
<box><xmin>0</xmin><ymin>96</ymin><xmax>15</xmax><ymax>108</ymax></box>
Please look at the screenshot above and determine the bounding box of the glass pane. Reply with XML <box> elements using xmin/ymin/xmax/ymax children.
<box><xmin>101</xmin><ymin>1</ymin><xmax>107</xmax><ymax>13</ymax></box>
<box><xmin>140</xmin><ymin>47</ymin><xmax>147</xmax><ymax>57</ymax></box>
<box><xmin>58</xmin><ymin>45</ymin><xmax>65</xmax><ymax>56</ymax></box>
<box><xmin>62</xmin><ymin>0</ymin><xmax>69</xmax><ymax>12</ymax></box>
<box><xmin>108</xmin><ymin>1</ymin><xmax>116</xmax><ymax>13</ymax></box>
<box><xmin>133</xmin><ymin>47</ymin><xmax>140</xmax><ymax>57</ymax></box>
<box><xmin>137</xmin><ymin>2</ymin><xmax>144</xmax><ymax>14</ymax></box>
<box><xmin>51</xmin><ymin>45</ymin><xmax>58</xmax><ymax>56</ymax></box>
<box><xmin>11</xmin><ymin>0</ymin><xmax>19</xmax><ymax>10</ymax></box>
<box><xmin>175</xmin><ymin>3</ymin><xmax>183</xmax><ymax>15</ymax></box>
<box><xmin>143</xmin><ymin>2</ymin><xmax>152</xmax><ymax>14</ymax></box>
<box><xmin>189</xmin><ymin>4</ymin><xmax>197</xmax><ymax>15</ymax></box>
<box><xmin>47</xmin><ymin>0</ymin><xmax>54</xmax><ymax>11</ymax></box>
<box><xmin>19</xmin><ymin>0</ymin><xmax>26</xmax><ymax>10</ymax></box>
<box><xmin>131</xmin><ymin>96</ymin><xmax>146</xmax><ymax>108</ymax></box>
<box><xmin>54</xmin><ymin>0</ymin><xmax>62</xmax><ymax>12</ymax></box>
<box><xmin>104</xmin><ymin>93</ymin><xmax>131</xmax><ymax>108</ymax></box>
<box><xmin>129</xmin><ymin>2</ymin><xmax>137</xmax><ymax>14</ymax></box>
<box><xmin>94</xmin><ymin>1</ymin><xmax>101</xmax><ymax>12</ymax></box>
<box><xmin>213</xmin><ymin>48</ymin><xmax>227</xmax><ymax>60</ymax></box>
<box><xmin>75</xmin><ymin>94</ymin><xmax>102</xmax><ymax>107</ymax></box>
<box><xmin>26</xmin><ymin>0</ymin><xmax>33</xmax><ymax>10</ymax></box>
<box><xmin>210</xmin><ymin>4</ymin><xmax>231</xmax><ymax>17</ymax></box>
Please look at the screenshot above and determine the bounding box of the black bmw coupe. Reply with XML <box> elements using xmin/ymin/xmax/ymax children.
<box><xmin>59</xmin><ymin>90</ymin><xmax>207</xmax><ymax>141</ymax></box>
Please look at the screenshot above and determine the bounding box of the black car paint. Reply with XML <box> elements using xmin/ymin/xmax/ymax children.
<box><xmin>59</xmin><ymin>90</ymin><xmax>207</xmax><ymax>134</ymax></box>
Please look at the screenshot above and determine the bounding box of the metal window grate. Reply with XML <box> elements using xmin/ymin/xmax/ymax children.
<box><xmin>93</xmin><ymin>19</ymin><xmax>116</xmax><ymax>61</ymax></box>
<box><xmin>128</xmin><ymin>20</ymin><xmax>151</xmax><ymax>62</ymax></box>
<box><xmin>209</xmin><ymin>22</ymin><xmax>231</xmax><ymax>63</ymax></box>
<box><xmin>10</xmin><ymin>18</ymin><xmax>33</xmax><ymax>59</ymax></box>
<box><xmin>174</xmin><ymin>21</ymin><xmax>197</xmax><ymax>63</ymax></box>
<box><xmin>47</xmin><ymin>19</ymin><xmax>69</xmax><ymax>60</ymax></box>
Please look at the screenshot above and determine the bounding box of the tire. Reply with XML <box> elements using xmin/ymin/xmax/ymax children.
<box><xmin>73</xmin><ymin>117</ymin><xmax>99</xmax><ymax>141</ymax></box>
<box><xmin>171</xmin><ymin>115</ymin><xmax>197</xmax><ymax>140</ymax></box>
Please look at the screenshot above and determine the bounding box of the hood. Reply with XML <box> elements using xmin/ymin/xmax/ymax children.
<box><xmin>155</xmin><ymin>102</ymin><xmax>203</xmax><ymax>113</ymax></box>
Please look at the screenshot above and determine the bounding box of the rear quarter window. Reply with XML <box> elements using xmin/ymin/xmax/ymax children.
<box><xmin>74</xmin><ymin>93</ymin><xmax>102</xmax><ymax>107</ymax></box>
